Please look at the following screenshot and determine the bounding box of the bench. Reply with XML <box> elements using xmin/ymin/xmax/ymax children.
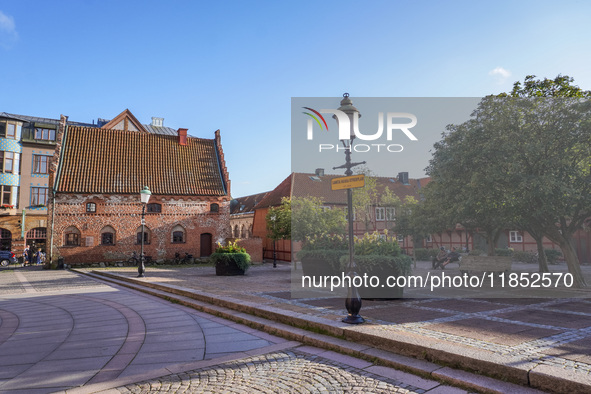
<box><xmin>459</xmin><ymin>255</ymin><xmax>512</xmax><ymax>275</ymax></box>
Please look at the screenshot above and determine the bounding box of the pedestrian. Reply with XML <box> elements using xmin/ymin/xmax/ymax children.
<box><xmin>36</xmin><ymin>249</ymin><xmax>44</xmax><ymax>265</ymax></box>
<box><xmin>23</xmin><ymin>245</ymin><xmax>30</xmax><ymax>266</ymax></box>
<box><xmin>438</xmin><ymin>247</ymin><xmax>461</xmax><ymax>269</ymax></box>
<box><xmin>432</xmin><ymin>247</ymin><xmax>447</xmax><ymax>269</ymax></box>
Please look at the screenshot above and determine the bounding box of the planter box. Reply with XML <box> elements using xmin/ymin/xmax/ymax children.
<box><xmin>215</xmin><ymin>262</ymin><xmax>246</xmax><ymax>276</ymax></box>
<box><xmin>211</xmin><ymin>252</ymin><xmax>250</xmax><ymax>276</ymax></box>
<box><xmin>301</xmin><ymin>257</ymin><xmax>340</xmax><ymax>277</ymax></box>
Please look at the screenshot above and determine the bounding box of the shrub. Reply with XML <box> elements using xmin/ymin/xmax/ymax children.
<box><xmin>214</xmin><ymin>240</ymin><xmax>246</xmax><ymax>254</ymax></box>
<box><xmin>545</xmin><ymin>249</ymin><xmax>562</xmax><ymax>264</ymax></box>
<box><xmin>495</xmin><ymin>248</ymin><xmax>513</xmax><ymax>256</ymax></box>
<box><xmin>340</xmin><ymin>254</ymin><xmax>412</xmax><ymax>277</ymax></box>
<box><xmin>296</xmin><ymin>249</ymin><xmax>345</xmax><ymax>272</ymax></box>
<box><xmin>469</xmin><ymin>248</ymin><xmax>485</xmax><ymax>256</ymax></box>
<box><xmin>512</xmin><ymin>250</ymin><xmax>535</xmax><ymax>263</ymax></box>
<box><xmin>414</xmin><ymin>248</ymin><xmax>438</xmax><ymax>261</ymax></box>
<box><xmin>302</xmin><ymin>234</ymin><xmax>348</xmax><ymax>252</ymax></box>
<box><xmin>354</xmin><ymin>232</ymin><xmax>402</xmax><ymax>256</ymax></box>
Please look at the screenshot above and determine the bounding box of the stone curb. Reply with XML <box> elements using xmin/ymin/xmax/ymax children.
<box><xmin>81</xmin><ymin>270</ymin><xmax>582</xmax><ymax>393</ymax></box>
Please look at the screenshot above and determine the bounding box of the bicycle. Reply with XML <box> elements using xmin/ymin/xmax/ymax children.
<box><xmin>173</xmin><ymin>252</ymin><xmax>193</xmax><ymax>264</ymax></box>
<box><xmin>128</xmin><ymin>252</ymin><xmax>152</xmax><ymax>266</ymax></box>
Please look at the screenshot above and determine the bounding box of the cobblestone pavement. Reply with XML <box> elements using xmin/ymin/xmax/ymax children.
<box><xmin>116</xmin><ymin>350</ymin><xmax>430</xmax><ymax>394</ymax></box>
<box><xmin>0</xmin><ymin>267</ymin><xmax>473</xmax><ymax>393</ymax></box>
<box><xmin>82</xmin><ymin>262</ymin><xmax>591</xmax><ymax>391</ymax></box>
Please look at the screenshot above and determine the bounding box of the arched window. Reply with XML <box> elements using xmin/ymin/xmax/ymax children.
<box><xmin>136</xmin><ymin>226</ymin><xmax>151</xmax><ymax>245</ymax></box>
<box><xmin>248</xmin><ymin>225</ymin><xmax>253</xmax><ymax>238</ymax></box>
<box><xmin>240</xmin><ymin>224</ymin><xmax>245</xmax><ymax>238</ymax></box>
<box><xmin>147</xmin><ymin>203</ymin><xmax>161</xmax><ymax>213</ymax></box>
<box><xmin>64</xmin><ymin>226</ymin><xmax>81</xmax><ymax>246</ymax></box>
<box><xmin>233</xmin><ymin>225</ymin><xmax>239</xmax><ymax>238</ymax></box>
<box><xmin>100</xmin><ymin>226</ymin><xmax>116</xmax><ymax>245</ymax></box>
<box><xmin>86</xmin><ymin>202</ymin><xmax>96</xmax><ymax>213</ymax></box>
<box><xmin>210</xmin><ymin>203</ymin><xmax>219</xmax><ymax>213</ymax></box>
<box><xmin>171</xmin><ymin>225</ymin><xmax>185</xmax><ymax>243</ymax></box>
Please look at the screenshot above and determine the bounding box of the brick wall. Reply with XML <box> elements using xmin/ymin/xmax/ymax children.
<box><xmin>235</xmin><ymin>237</ymin><xmax>263</xmax><ymax>263</ymax></box>
<box><xmin>51</xmin><ymin>193</ymin><xmax>230</xmax><ymax>265</ymax></box>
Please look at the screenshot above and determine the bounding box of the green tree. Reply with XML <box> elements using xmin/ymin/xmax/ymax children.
<box><xmin>426</xmin><ymin>75</ymin><xmax>591</xmax><ymax>287</ymax></box>
<box><xmin>290</xmin><ymin>196</ymin><xmax>346</xmax><ymax>244</ymax></box>
<box><xmin>266</xmin><ymin>197</ymin><xmax>291</xmax><ymax>243</ymax></box>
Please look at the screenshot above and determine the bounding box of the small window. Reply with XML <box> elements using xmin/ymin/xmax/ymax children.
<box><xmin>210</xmin><ymin>203</ymin><xmax>219</xmax><ymax>213</ymax></box>
<box><xmin>510</xmin><ymin>231</ymin><xmax>523</xmax><ymax>243</ymax></box>
<box><xmin>397</xmin><ymin>234</ymin><xmax>404</xmax><ymax>243</ymax></box>
<box><xmin>64</xmin><ymin>226</ymin><xmax>81</xmax><ymax>246</ymax></box>
<box><xmin>86</xmin><ymin>202</ymin><xmax>96</xmax><ymax>213</ymax></box>
<box><xmin>136</xmin><ymin>227</ymin><xmax>150</xmax><ymax>244</ymax></box>
<box><xmin>102</xmin><ymin>232</ymin><xmax>114</xmax><ymax>245</ymax></box>
<box><xmin>147</xmin><ymin>203</ymin><xmax>161</xmax><ymax>213</ymax></box>
<box><xmin>35</xmin><ymin>127</ymin><xmax>56</xmax><ymax>141</ymax></box>
<box><xmin>375</xmin><ymin>207</ymin><xmax>385</xmax><ymax>221</ymax></box>
<box><xmin>6</xmin><ymin>123</ymin><xmax>16</xmax><ymax>139</ymax></box>
<box><xmin>425</xmin><ymin>234</ymin><xmax>433</xmax><ymax>243</ymax></box>
<box><xmin>171</xmin><ymin>225</ymin><xmax>185</xmax><ymax>243</ymax></box>
<box><xmin>386</xmin><ymin>207</ymin><xmax>396</xmax><ymax>221</ymax></box>
<box><xmin>100</xmin><ymin>226</ymin><xmax>116</xmax><ymax>245</ymax></box>
<box><xmin>32</xmin><ymin>155</ymin><xmax>50</xmax><ymax>174</ymax></box>
<box><xmin>31</xmin><ymin>187</ymin><xmax>48</xmax><ymax>206</ymax></box>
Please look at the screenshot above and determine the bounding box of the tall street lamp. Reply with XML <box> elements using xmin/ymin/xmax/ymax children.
<box><xmin>271</xmin><ymin>214</ymin><xmax>277</xmax><ymax>268</ymax></box>
<box><xmin>333</xmin><ymin>93</ymin><xmax>366</xmax><ymax>324</ymax></box>
<box><xmin>138</xmin><ymin>186</ymin><xmax>151</xmax><ymax>278</ymax></box>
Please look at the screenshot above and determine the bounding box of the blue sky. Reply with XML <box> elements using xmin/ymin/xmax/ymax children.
<box><xmin>1</xmin><ymin>1</ymin><xmax>590</xmax><ymax>198</ymax></box>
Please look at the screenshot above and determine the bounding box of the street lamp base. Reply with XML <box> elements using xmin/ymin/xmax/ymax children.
<box><xmin>137</xmin><ymin>274</ymin><xmax>145</xmax><ymax>278</ymax></box>
<box><xmin>342</xmin><ymin>314</ymin><xmax>365</xmax><ymax>324</ymax></box>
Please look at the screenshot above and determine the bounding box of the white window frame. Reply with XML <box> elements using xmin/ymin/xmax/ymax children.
<box><xmin>425</xmin><ymin>234</ymin><xmax>433</xmax><ymax>243</ymax></box>
<box><xmin>375</xmin><ymin>207</ymin><xmax>385</xmax><ymax>221</ymax></box>
<box><xmin>509</xmin><ymin>231</ymin><xmax>523</xmax><ymax>243</ymax></box>
<box><xmin>385</xmin><ymin>207</ymin><xmax>396</xmax><ymax>221</ymax></box>
<box><xmin>397</xmin><ymin>234</ymin><xmax>404</xmax><ymax>243</ymax></box>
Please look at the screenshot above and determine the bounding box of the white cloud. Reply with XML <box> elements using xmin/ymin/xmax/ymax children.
<box><xmin>0</xmin><ymin>11</ymin><xmax>18</xmax><ymax>49</ymax></box>
<box><xmin>489</xmin><ymin>66</ymin><xmax>512</xmax><ymax>84</ymax></box>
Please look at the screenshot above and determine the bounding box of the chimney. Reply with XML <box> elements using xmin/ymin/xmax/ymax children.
<box><xmin>151</xmin><ymin>117</ymin><xmax>164</xmax><ymax>127</ymax></box>
<box><xmin>177</xmin><ymin>128</ymin><xmax>188</xmax><ymax>146</ymax></box>
<box><xmin>398</xmin><ymin>172</ymin><xmax>409</xmax><ymax>185</ymax></box>
<box><xmin>315</xmin><ymin>168</ymin><xmax>325</xmax><ymax>177</ymax></box>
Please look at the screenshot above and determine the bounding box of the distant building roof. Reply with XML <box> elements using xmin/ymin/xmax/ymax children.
<box><xmin>0</xmin><ymin>112</ymin><xmax>94</xmax><ymax>127</ymax></box>
<box><xmin>254</xmin><ymin>172</ymin><xmax>430</xmax><ymax>209</ymax></box>
<box><xmin>231</xmin><ymin>192</ymin><xmax>269</xmax><ymax>214</ymax></box>
<box><xmin>56</xmin><ymin>126</ymin><xmax>228</xmax><ymax>196</ymax></box>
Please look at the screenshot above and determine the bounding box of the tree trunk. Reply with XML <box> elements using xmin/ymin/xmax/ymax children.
<box><xmin>535</xmin><ymin>237</ymin><xmax>549</xmax><ymax>273</ymax></box>
<box><xmin>545</xmin><ymin>227</ymin><xmax>586</xmax><ymax>288</ymax></box>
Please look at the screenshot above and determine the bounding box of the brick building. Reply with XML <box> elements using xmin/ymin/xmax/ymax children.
<box><xmin>48</xmin><ymin>110</ymin><xmax>231</xmax><ymax>265</ymax></box>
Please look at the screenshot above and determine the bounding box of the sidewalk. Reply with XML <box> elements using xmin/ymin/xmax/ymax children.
<box><xmin>81</xmin><ymin>261</ymin><xmax>591</xmax><ymax>393</ymax></box>
<box><xmin>2</xmin><ymin>265</ymin><xmax>508</xmax><ymax>393</ymax></box>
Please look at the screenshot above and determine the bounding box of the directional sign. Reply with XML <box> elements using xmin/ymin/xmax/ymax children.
<box><xmin>331</xmin><ymin>175</ymin><xmax>365</xmax><ymax>191</ymax></box>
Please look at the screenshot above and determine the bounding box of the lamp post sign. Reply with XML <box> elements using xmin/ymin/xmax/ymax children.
<box><xmin>331</xmin><ymin>174</ymin><xmax>365</xmax><ymax>191</ymax></box>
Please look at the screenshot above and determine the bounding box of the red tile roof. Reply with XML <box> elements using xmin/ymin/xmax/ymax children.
<box><xmin>56</xmin><ymin>126</ymin><xmax>228</xmax><ymax>196</ymax></box>
<box><xmin>231</xmin><ymin>192</ymin><xmax>269</xmax><ymax>214</ymax></box>
<box><xmin>254</xmin><ymin>172</ymin><xmax>429</xmax><ymax>209</ymax></box>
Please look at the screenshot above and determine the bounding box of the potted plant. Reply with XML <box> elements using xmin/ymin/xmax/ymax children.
<box><xmin>211</xmin><ymin>241</ymin><xmax>251</xmax><ymax>276</ymax></box>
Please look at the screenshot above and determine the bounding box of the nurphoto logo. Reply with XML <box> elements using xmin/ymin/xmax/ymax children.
<box><xmin>302</xmin><ymin>100</ymin><xmax>418</xmax><ymax>153</ymax></box>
